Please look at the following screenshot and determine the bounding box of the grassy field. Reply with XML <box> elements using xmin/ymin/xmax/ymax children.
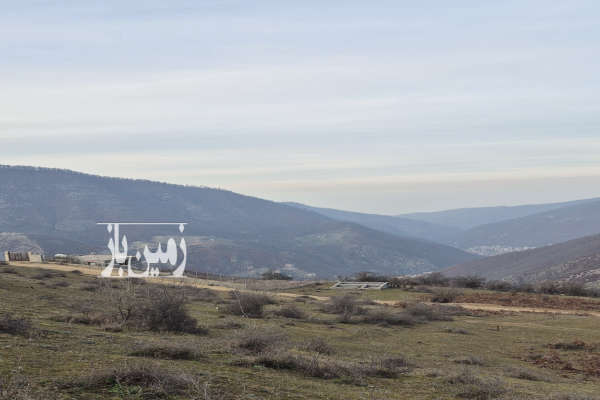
<box><xmin>1</xmin><ymin>264</ymin><xmax>599</xmax><ymax>399</ymax></box>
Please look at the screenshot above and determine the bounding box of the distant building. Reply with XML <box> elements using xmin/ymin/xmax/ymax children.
<box><xmin>2</xmin><ymin>251</ymin><xmax>43</xmax><ymax>263</ymax></box>
<box><xmin>330</xmin><ymin>281</ymin><xmax>390</xmax><ymax>290</ymax></box>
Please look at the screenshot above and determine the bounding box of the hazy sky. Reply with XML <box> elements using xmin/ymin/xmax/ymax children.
<box><xmin>2</xmin><ymin>1</ymin><xmax>600</xmax><ymax>213</ymax></box>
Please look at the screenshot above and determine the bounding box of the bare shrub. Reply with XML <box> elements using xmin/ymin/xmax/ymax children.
<box><xmin>237</xmin><ymin>329</ymin><xmax>288</xmax><ymax>353</ymax></box>
<box><xmin>252</xmin><ymin>351</ymin><xmax>410</xmax><ymax>380</ymax></box>
<box><xmin>300</xmin><ymin>338</ymin><xmax>335</xmax><ymax>355</ymax></box>
<box><xmin>0</xmin><ymin>370</ymin><xmax>50</xmax><ymax>400</ymax></box>
<box><xmin>213</xmin><ymin>320</ymin><xmax>245</xmax><ymax>329</ymax></box>
<box><xmin>184</xmin><ymin>287</ymin><xmax>220</xmax><ymax>303</ymax></box>
<box><xmin>485</xmin><ymin>280</ymin><xmax>514</xmax><ymax>291</ymax></box>
<box><xmin>0</xmin><ymin>268</ymin><xmax>20</xmax><ymax>275</ymax></box>
<box><xmin>32</xmin><ymin>271</ymin><xmax>66</xmax><ymax>280</ymax></box>
<box><xmin>69</xmin><ymin>362</ymin><xmax>197</xmax><ymax>398</ymax></box>
<box><xmin>47</xmin><ymin>281</ymin><xmax>70</xmax><ymax>288</ymax></box>
<box><xmin>451</xmin><ymin>276</ymin><xmax>485</xmax><ymax>289</ymax></box>
<box><xmin>404</xmin><ymin>303</ymin><xmax>453</xmax><ymax>321</ymax></box>
<box><xmin>431</xmin><ymin>287</ymin><xmax>463</xmax><ymax>303</ymax></box>
<box><xmin>129</xmin><ymin>342</ymin><xmax>203</xmax><ymax>360</ymax></box>
<box><xmin>225</xmin><ymin>291</ymin><xmax>276</xmax><ymax>318</ymax></box>
<box><xmin>79</xmin><ymin>284</ymin><xmax>100</xmax><ymax>292</ymax></box>
<box><xmin>275</xmin><ymin>305</ymin><xmax>306</xmax><ymax>319</ymax></box>
<box><xmin>140</xmin><ymin>288</ymin><xmax>204</xmax><ymax>334</ymax></box>
<box><xmin>446</xmin><ymin>368</ymin><xmax>506</xmax><ymax>399</ymax></box>
<box><xmin>61</xmin><ymin>285</ymin><xmax>204</xmax><ymax>334</ymax></box>
<box><xmin>549</xmin><ymin>340</ymin><xmax>586</xmax><ymax>351</ymax></box>
<box><xmin>322</xmin><ymin>294</ymin><xmax>364</xmax><ymax>322</ymax></box>
<box><xmin>537</xmin><ymin>281</ymin><xmax>561</xmax><ymax>295</ymax></box>
<box><xmin>0</xmin><ymin>313</ymin><xmax>34</xmax><ymax>337</ymax></box>
<box><xmin>366</xmin><ymin>356</ymin><xmax>411</xmax><ymax>378</ymax></box>
<box><xmin>361</xmin><ymin>309</ymin><xmax>416</xmax><ymax>326</ymax></box>
<box><xmin>452</xmin><ymin>355</ymin><xmax>485</xmax><ymax>366</ymax></box>
<box><xmin>561</xmin><ymin>282</ymin><xmax>589</xmax><ymax>297</ymax></box>
<box><xmin>505</xmin><ymin>366</ymin><xmax>550</xmax><ymax>382</ymax></box>
<box><xmin>443</xmin><ymin>327</ymin><xmax>470</xmax><ymax>335</ymax></box>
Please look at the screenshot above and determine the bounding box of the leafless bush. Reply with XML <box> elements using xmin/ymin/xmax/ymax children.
<box><xmin>451</xmin><ymin>276</ymin><xmax>485</xmax><ymax>289</ymax></box>
<box><xmin>0</xmin><ymin>313</ymin><xmax>34</xmax><ymax>337</ymax></box>
<box><xmin>68</xmin><ymin>362</ymin><xmax>198</xmax><ymax>398</ymax></box>
<box><xmin>549</xmin><ymin>340</ymin><xmax>587</xmax><ymax>350</ymax></box>
<box><xmin>361</xmin><ymin>309</ymin><xmax>416</xmax><ymax>326</ymax></box>
<box><xmin>225</xmin><ymin>291</ymin><xmax>276</xmax><ymax>318</ymax></box>
<box><xmin>32</xmin><ymin>271</ymin><xmax>66</xmax><ymax>280</ymax></box>
<box><xmin>443</xmin><ymin>327</ymin><xmax>470</xmax><ymax>335</ymax></box>
<box><xmin>140</xmin><ymin>288</ymin><xmax>204</xmax><ymax>334</ymax></box>
<box><xmin>129</xmin><ymin>342</ymin><xmax>204</xmax><ymax>360</ymax></box>
<box><xmin>0</xmin><ymin>370</ymin><xmax>50</xmax><ymax>400</ymax></box>
<box><xmin>184</xmin><ymin>287</ymin><xmax>220</xmax><ymax>303</ymax></box>
<box><xmin>446</xmin><ymin>368</ymin><xmax>507</xmax><ymax>399</ymax></box>
<box><xmin>275</xmin><ymin>305</ymin><xmax>306</xmax><ymax>319</ymax></box>
<box><xmin>212</xmin><ymin>320</ymin><xmax>245</xmax><ymax>329</ymax></box>
<box><xmin>321</xmin><ymin>294</ymin><xmax>365</xmax><ymax>322</ymax></box>
<box><xmin>251</xmin><ymin>351</ymin><xmax>410</xmax><ymax>380</ymax></box>
<box><xmin>300</xmin><ymin>338</ymin><xmax>335</xmax><ymax>355</ymax></box>
<box><xmin>452</xmin><ymin>355</ymin><xmax>485</xmax><ymax>366</ymax></box>
<box><xmin>236</xmin><ymin>329</ymin><xmax>288</xmax><ymax>353</ymax></box>
<box><xmin>505</xmin><ymin>366</ymin><xmax>550</xmax><ymax>382</ymax></box>
<box><xmin>0</xmin><ymin>268</ymin><xmax>20</xmax><ymax>275</ymax></box>
<box><xmin>431</xmin><ymin>287</ymin><xmax>463</xmax><ymax>303</ymax></box>
<box><xmin>485</xmin><ymin>280</ymin><xmax>514</xmax><ymax>291</ymax></box>
<box><xmin>404</xmin><ymin>302</ymin><xmax>453</xmax><ymax>321</ymax></box>
<box><xmin>61</xmin><ymin>285</ymin><xmax>204</xmax><ymax>334</ymax></box>
<box><xmin>366</xmin><ymin>356</ymin><xmax>411</xmax><ymax>378</ymax></box>
<box><xmin>47</xmin><ymin>281</ymin><xmax>70</xmax><ymax>288</ymax></box>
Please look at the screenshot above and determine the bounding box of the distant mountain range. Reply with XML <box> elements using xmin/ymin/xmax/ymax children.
<box><xmin>284</xmin><ymin>202</ymin><xmax>461</xmax><ymax>244</ymax></box>
<box><xmin>454</xmin><ymin>199</ymin><xmax>600</xmax><ymax>251</ymax></box>
<box><xmin>0</xmin><ymin>165</ymin><xmax>476</xmax><ymax>278</ymax></box>
<box><xmin>291</xmin><ymin>198</ymin><xmax>600</xmax><ymax>256</ymax></box>
<box><xmin>398</xmin><ymin>199</ymin><xmax>595</xmax><ymax>230</ymax></box>
<box><xmin>444</xmin><ymin>233</ymin><xmax>600</xmax><ymax>284</ymax></box>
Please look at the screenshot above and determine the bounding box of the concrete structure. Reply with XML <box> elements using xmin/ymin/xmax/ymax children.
<box><xmin>1</xmin><ymin>251</ymin><xmax>43</xmax><ymax>263</ymax></box>
<box><xmin>78</xmin><ymin>254</ymin><xmax>112</xmax><ymax>266</ymax></box>
<box><xmin>330</xmin><ymin>281</ymin><xmax>390</xmax><ymax>290</ymax></box>
<box><xmin>28</xmin><ymin>252</ymin><xmax>42</xmax><ymax>263</ymax></box>
<box><xmin>6</xmin><ymin>251</ymin><xmax>29</xmax><ymax>262</ymax></box>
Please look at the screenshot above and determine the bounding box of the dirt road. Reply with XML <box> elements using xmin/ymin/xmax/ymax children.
<box><xmin>9</xmin><ymin>262</ymin><xmax>600</xmax><ymax>318</ymax></box>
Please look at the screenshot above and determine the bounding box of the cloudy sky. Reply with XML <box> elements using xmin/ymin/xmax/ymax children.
<box><xmin>2</xmin><ymin>1</ymin><xmax>600</xmax><ymax>213</ymax></box>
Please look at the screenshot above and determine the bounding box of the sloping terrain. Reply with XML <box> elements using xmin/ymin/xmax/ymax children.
<box><xmin>445</xmin><ymin>233</ymin><xmax>600</xmax><ymax>284</ymax></box>
<box><xmin>455</xmin><ymin>199</ymin><xmax>600</xmax><ymax>250</ymax></box>
<box><xmin>285</xmin><ymin>202</ymin><xmax>460</xmax><ymax>243</ymax></box>
<box><xmin>2</xmin><ymin>263</ymin><xmax>600</xmax><ymax>399</ymax></box>
<box><xmin>0</xmin><ymin>165</ymin><xmax>476</xmax><ymax>277</ymax></box>
<box><xmin>400</xmin><ymin>198</ymin><xmax>596</xmax><ymax>230</ymax></box>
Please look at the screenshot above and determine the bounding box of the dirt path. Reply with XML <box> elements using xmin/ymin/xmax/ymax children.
<box><xmin>450</xmin><ymin>302</ymin><xmax>600</xmax><ymax>318</ymax></box>
<box><xmin>10</xmin><ymin>262</ymin><xmax>600</xmax><ymax>317</ymax></box>
<box><xmin>11</xmin><ymin>262</ymin><xmax>330</xmax><ymax>301</ymax></box>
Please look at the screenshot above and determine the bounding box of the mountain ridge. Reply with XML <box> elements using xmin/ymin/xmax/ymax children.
<box><xmin>0</xmin><ymin>165</ymin><xmax>476</xmax><ymax>278</ymax></box>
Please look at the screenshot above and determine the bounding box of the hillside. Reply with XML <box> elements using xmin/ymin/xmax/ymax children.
<box><xmin>284</xmin><ymin>202</ymin><xmax>460</xmax><ymax>244</ymax></box>
<box><xmin>400</xmin><ymin>198</ymin><xmax>596</xmax><ymax>230</ymax></box>
<box><xmin>445</xmin><ymin>233</ymin><xmax>600</xmax><ymax>284</ymax></box>
<box><xmin>0</xmin><ymin>165</ymin><xmax>476</xmax><ymax>277</ymax></box>
<box><xmin>455</xmin><ymin>199</ymin><xmax>600</xmax><ymax>251</ymax></box>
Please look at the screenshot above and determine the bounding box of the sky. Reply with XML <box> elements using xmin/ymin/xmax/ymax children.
<box><xmin>2</xmin><ymin>1</ymin><xmax>600</xmax><ymax>214</ymax></box>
